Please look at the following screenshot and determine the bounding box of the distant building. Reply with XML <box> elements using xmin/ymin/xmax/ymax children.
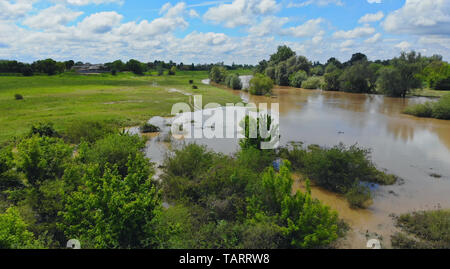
<box><xmin>72</xmin><ymin>63</ymin><xmax>108</xmax><ymax>74</ymax></box>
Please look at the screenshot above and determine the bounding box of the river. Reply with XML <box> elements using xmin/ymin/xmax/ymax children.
<box><xmin>143</xmin><ymin>78</ymin><xmax>450</xmax><ymax>248</ymax></box>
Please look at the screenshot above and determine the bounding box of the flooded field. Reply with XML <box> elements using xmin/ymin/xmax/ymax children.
<box><xmin>142</xmin><ymin>81</ymin><xmax>450</xmax><ymax>248</ymax></box>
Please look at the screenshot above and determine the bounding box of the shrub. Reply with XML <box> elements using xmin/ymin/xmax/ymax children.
<box><xmin>209</xmin><ymin>66</ymin><xmax>227</xmax><ymax>84</ymax></box>
<box><xmin>322</xmin><ymin>70</ymin><xmax>342</xmax><ymax>91</ymax></box>
<box><xmin>435</xmin><ymin>77</ymin><xmax>450</xmax><ymax>91</ymax></box>
<box><xmin>168</xmin><ymin>66</ymin><xmax>176</xmax><ymax>75</ymax></box>
<box><xmin>65</xmin><ymin>120</ymin><xmax>115</xmax><ymax>144</ymax></box>
<box><xmin>29</xmin><ymin>122</ymin><xmax>59</xmax><ymax>138</ymax></box>
<box><xmin>404</xmin><ymin>94</ymin><xmax>450</xmax><ymax>120</ymax></box>
<box><xmin>404</xmin><ymin>102</ymin><xmax>433</xmax><ymax>118</ymax></box>
<box><xmin>227</xmin><ymin>74</ymin><xmax>242</xmax><ymax>90</ymax></box>
<box><xmin>78</xmin><ymin>133</ymin><xmax>145</xmax><ymax>177</ymax></box>
<box><xmin>392</xmin><ymin>209</ymin><xmax>450</xmax><ymax>249</ymax></box>
<box><xmin>192</xmin><ymin>85</ymin><xmax>198</xmax><ymax>89</ymax></box>
<box><xmin>140</xmin><ymin>123</ymin><xmax>160</xmax><ymax>133</ymax></box>
<box><xmin>0</xmin><ymin>207</ymin><xmax>43</xmax><ymax>249</ymax></box>
<box><xmin>301</xmin><ymin>76</ymin><xmax>322</xmax><ymax>89</ymax></box>
<box><xmin>16</xmin><ymin>136</ymin><xmax>72</xmax><ymax>187</ymax></box>
<box><xmin>14</xmin><ymin>94</ymin><xmax>23</xmax><ymax>100</ymax></box>
<box><xmin>345</xmin><ymin>184</ymin><xmax>372</xmax><ymax>209</ymax></box>
<box><xmin>249</xmin><ymin>74</ymin><xmax>274</xmax><ymax>96</ymax></box>
<box><xmin>289</xmin><ymin>70</ymin><xmax>308</xmax><ymax>88</ymax></box>
<box><xmin>431</xmin><ymin>94</ymin><xmax>450</xmax><ymax>119</ymax></box>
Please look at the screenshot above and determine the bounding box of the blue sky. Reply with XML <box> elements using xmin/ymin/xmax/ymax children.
<box><xmin>0</xmin><ymin>0</ymin><xmax>449</xmax><ymax>64</ymax></box>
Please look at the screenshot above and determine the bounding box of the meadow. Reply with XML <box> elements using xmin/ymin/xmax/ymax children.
<box><xmin>0</xmin><ymin>71</ymin><xmax>243</xmax><ymax>144</ymax></box>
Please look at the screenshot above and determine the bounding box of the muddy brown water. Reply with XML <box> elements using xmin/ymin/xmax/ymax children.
<box><xmin>143</xmin><ymin>84</ymin><xmax>450</xmax><ymax>249</ymax></box>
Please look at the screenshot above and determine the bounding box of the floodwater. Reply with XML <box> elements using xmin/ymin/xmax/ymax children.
<box><xmin>143</xmin><ymin>79</ymin><xmax>450</xmax><ymax>249</ymax></box>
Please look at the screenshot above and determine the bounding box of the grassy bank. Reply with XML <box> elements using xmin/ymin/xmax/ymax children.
<box><xmin>409</xmin><ymin>88</ymin><xmax>450</xmax><ymax>98</ymax></box>
<box><xmin>0</xmin><ymin>71</ymin><xmax>243</xmax><ymax>144</ymax></box>
<box><xmin>404</xmin><ymin>94</ymin><xmax>450</xmax><ymax>120</ymax></box>
<box><xmin>391</xmin><ymin>209</ymin><xmax>450</xmax><ymax>249</ymax></box>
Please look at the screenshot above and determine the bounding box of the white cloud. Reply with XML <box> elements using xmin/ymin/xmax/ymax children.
<box><xmin>23</xmin><ymin>5</ymin><xmax>83</xmax><ymax>29</ymax></box>
<box><xmin>77</xmin><ymin>11</ymin><xmax>123</xmax><ymax>34</ymax></box>
<box><xmin>282</xmin><ymin>18</ymin><xmax>325</xmax><ymax>38</ymax></box>
<box><xmin>395</xmin><ymin>41</ymin><xmax>412</xmax><ymax>51</ymax></box>
<box><xmin>203</xmin><ymin>0</ymin><xmax>279</xmax><ymax>28</ymax></box>
<box><xmin>358</xmin><ymin>11</ymin><xmax>384</xmax><ymax>24</ymax></box>
<box><xmin>248</xmin><ymin>16</ymin><xmax>289</xmax><ymax>37</ymax></box>
<box><xmin>333</xmin><ymin>26</ymin><xmax>375</xmax><ymax>39</ymax></box>
<box><xmin>0</xmin><ymin>0</ymin><xmax>35</xmax><ymax>21</ymax></box>
<box><xmin>288</xmin><ymin>0</ymin><xmax>343</xmax><ymax>8</ymax></box>
<box><xmin>383</xmin><ymin>0</ymin><xmax>450</xmax><ymax>36</ymax></box>
<box><xmin>367</xmin><ymin>0</ymin><xmax>382</xmax><ymax>3</ymax></box>
<box><xmin>365</xmin><ymin>33</ymin><xmax>382</xmax><ymax>43</ymax></box>
<box><xmin>189</xmin><ymin>9</ymin><xmax>200</xmax><ymax>18</ymax></box>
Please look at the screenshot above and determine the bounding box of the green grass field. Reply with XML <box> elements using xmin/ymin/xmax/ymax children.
<box><xmin>0</xmin><ymin>71</ymin><xmax>243</xmax><ymax>144</ymax></box>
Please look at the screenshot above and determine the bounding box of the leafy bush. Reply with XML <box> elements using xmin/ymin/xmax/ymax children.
<box><xmin>65</xmin><ymin>120</ymin><xmax>115</xmax><ymax>144</ymax></box>
<box><xmin>249</xmin><ymin>74</ymin><xmax>274</xmax><ymax>96</ymax></box>
<box><xmin>78</xmin><ymin>133</ymin><xmax>145</xmax><ymax>177</ymax></box>
<box><xmin>289</xmin><ymin>70</ymin><xmax>308</xmax><ymax>88</ymax></box>
<box><xmin>345</xmin><ymin>184</ymin><xmax>372</xmax><ymax>209</ymax></box>
<box><xmin>0</xmin><ymin>207</ymin><xmax>43</xmax><ymax>249</ymax></box>
<box><xmin>140</xmin><ymin>123</ymin><xmax>160</xmax><ymax>133</ymax></box>
<box><xmin>281</xmin><ymin>143</ymin><xmax>396</xmax><ymax>208</ymax></box>
<box><xmin>168</xmin><ymin>66</ymin><xmax>176</xmax><ymax>75</ymax></box>
<box><xmin>29</xmin><ymin>122</ymin><xmax>59</xmax><ymax>138</ymax></box>
<box><xmin>209</xmin><ymin>66</ymin><xmax>227</xmax><ymax>84</ymax></box>
<box><xmin>16</xmin><ymin>136</ymin><xmax>72</xmax><ymax>187</ymax></box>
<box><xmin>435</xmin><ymin>77</ymin><xmax>450</xmax><ymax>91</ymax></box>
<box><xmin>404</xmin><ymin>94</ymin><xmax>450</xmax><ymax>120</ymax></box>
<box><xmin>431</xmin><ymin>94</ymin><xmax>450</xmax><ymax>119</ymax></box>
<box><xmin>60</xmin><ymin>154</ymin><xmax>161</xmax><ymax>249</ymax></box>
<box><xmin>323</xmin><ymin>70</ymin><xmax>342</xmax><ymax>91</ymax></box>
<box><xmin>301</xmin><ymin>76</ymin><xmax>322</xmax><ymax>89</ymax></box>
<box><xmin>226</xmin><ymin>74</ymin><xmax>242</xmax><ymax>90</ymax></box>
<box><xmin>404</xmin><ymin>102</ymin><xmax>434</xmax><ymax>118</ymax></box>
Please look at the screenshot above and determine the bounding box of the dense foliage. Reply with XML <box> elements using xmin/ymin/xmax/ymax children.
<box><xmin>404</xmin><ymin>94</ymin><xmax>450</xmax><ymax>120</ymax></box>
<box><xmin>279</xmin><ymin>142</ymin><xmax>396</xmax><ymax>208</ymax></box>
<box><xmin>255</xmin><ymin>46</ymin><xmax>449</xmax><ymax>97</ymax></box>
<box><xmin>249</xmin><ymin>74</ymin><xmax>274</xmax><ymax>96</ymax></box>
<box><xmin>160</xmin><ymin>144</ymin><xmax>343</xmax><ymax>249</ymax></box>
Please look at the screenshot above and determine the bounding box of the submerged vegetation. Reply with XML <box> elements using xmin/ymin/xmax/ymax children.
<box><xmin>391</xmin><ymin>209</ymin><xmax>450</xmax><ymax>249</ymax></box>
<box><xmin>279</xmin><ymin>142</ymin><xmax>396</xmax><ymax>208</ymax></box>
<box><xmin>404</xmin><ymin>94</ymin><xmax>450</xmax><ymax>120</ymax></box>
<box><xmin>0</xmin><ymin>122</ymin><xmax>350</xmax><ymax>249</ymax></box>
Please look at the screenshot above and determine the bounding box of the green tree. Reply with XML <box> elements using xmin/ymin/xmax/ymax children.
<box><xmin>275</xmin><ymin>62</ymin><xmax>289</xmax><ymax>86</ymax></box>
<box><xmin>0</xmin><ymin>207</ymin><xmax>43</xmax><ymax>249</ymax></box>
<box><xmin>126</xmin><ymin>59</ymin><xmax>145</xmax><ymax>75</ymax></box>
<box><xmin>377</xmin><ymin>67</ymin><xmax>405</xmax><ymax>97</ymax></box>
<box><xmin>289</xmin><ymin>70</ymin><xmax>308</xmax><ymax>88</ymax></box>
<box><xmin>381</xmin><ymin>51</ymin><xmax>424</xmax><ymax>97</ymax></box>
<box><xmin>16</xmin><ymin>136</ymin><xmax>72</xmax><ymax>188</ymax></box>
<box><xmin>269</xmin><ymin>45</ymin><xmax>296</xmax><ymax>65</ymax></box>
<box><xmin>209</xmin><ymin>66</ymin><xmax>227</xmax><ymax>84</ymax></box>
<box><xmin>249</xmin><ymin>73</ymin><xmax>274</xmax><ymax>95</ymax></box>
<box><xmin>60</xmin><ymin>154</ymin><xmax>162</xmax><ymax>249</ymax></box>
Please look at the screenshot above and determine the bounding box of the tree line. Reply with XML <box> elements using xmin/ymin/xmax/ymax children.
<box><xmin>0</xmin><ymin>58</ymin><xmax>254</xmax><ymax>77</ymax></box>
<box><xmin>254</xmin><ymin>45</ymin><xmax>450</xmax><ymax>97</ymax></box>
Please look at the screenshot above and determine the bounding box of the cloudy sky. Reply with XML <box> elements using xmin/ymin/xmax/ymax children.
<box><xmin>0</xmin><ymin>0</ymin><xmax>449</xmax><ymax>64</ymax></box>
